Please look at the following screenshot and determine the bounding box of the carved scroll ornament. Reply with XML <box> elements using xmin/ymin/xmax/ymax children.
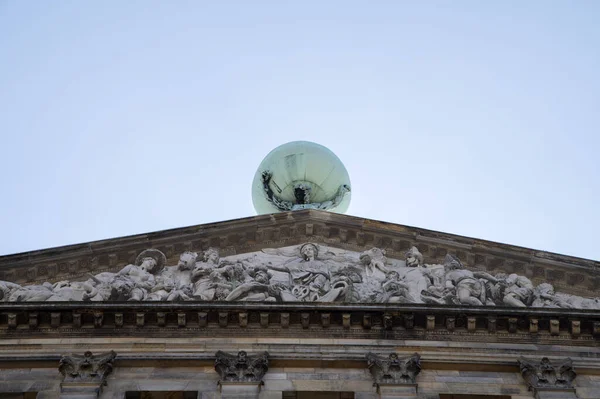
<box><xmin>59</xmin><ymin>350</ymin><xmax>117</xmax><ymax>384</ymax></box>
<box><xmin>215</xmin><ymin>350</ymin><xmax>269</xmax><ymax>383</ymax></box>
<box><xmin>366</xmin><ymin>352</ymin><xmax>422</xmax><ymax>385</ymax></box>
<box><xmin>518</xmin><ymin>357</ymin><xmax>577</xmax><ymax>390</ymax></box>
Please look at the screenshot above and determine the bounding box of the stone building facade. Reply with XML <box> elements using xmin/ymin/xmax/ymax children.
<box><xmin>0</xmin><ymin>210</ymin><xmax>598</xmax><ymax>399</ymax></box>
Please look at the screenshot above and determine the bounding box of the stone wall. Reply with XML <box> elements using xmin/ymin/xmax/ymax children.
<box><xmin>2</xmin><ymin>364</ymin><xmax>600</xmax><ymax>399</ymax></box>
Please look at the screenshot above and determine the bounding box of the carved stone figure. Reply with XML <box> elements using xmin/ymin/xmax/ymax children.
<box><xmin>189</xmin><ymin>248</ymin><xmax>230</xmax><ymax>300</ymax></box>
<box><xmin>500</xmin><ymin>274</ymin><xmax>534</xmax><ymax>307</ymax></box>
<box><xmin>1</xmin><ymin>243</ymin><xmax>599</xmax><ymax>309</ymax></box>
<box><xmin>9</xmin><ymin>282</ymin><xmax>54</xmax><ymax>302</ymax></box>
<box><xmin>378</xmin><ymin>271</ymin><xmax>412</xmax><ymax>303</ymax></box>
<box><xmin>59</xmin><ymin>350</ymin><xmax>117</xmax><ymax>384</ymax></box>
<box><xmin>265</xmin><ymin>243</ymin><xmax>334</xmax><ymax>301</ymax></box>
<box><xmin>442</xmin><ymin>254</ymin><xmax>497</xmax><ymax>306</ymax></box>
<box><xmin>47</xmin><ymin>280</ymin><xmax>97</xmax><ymax>302</ymax></box>
<box><xmin>110</xmin><ymin>249</ymin><xmax>166</xmax><ymax>301</ymax></box>
<box><xmin>214</xmin><ymin>350</ymin><xmax>269</xmax><ymax>383</ymax></box>
<box><xmin>405</xmin><ymin>246</ymin><xmax>424</xmax><ymax>268</ymax></box>
<box><xmin>0</xmin><ymin>281</ymin><xmax>22</xmax><ymax>301</ymax></box>
<box><xmin>518</xmin><ymin>357</ymin><xmax>577</xmax><ymax>390</ymax></box>
<box><xmin>366</xmin><ymin>352</ymin><xmax>422</xmax><ymax>385</ymax></box>
<box><xmin>360</xmin><ymin>248</ymin><xmax>390</xmax><ymax>277</ymax></box>
<box><xmin>225</xmin><ymin>265</ymin><xmax>279</xmax><ymax>302</ymax></box>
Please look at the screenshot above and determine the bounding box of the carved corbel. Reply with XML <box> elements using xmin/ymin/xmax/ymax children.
<box><xmin>239</xmin><ymin>312</ymin><xmax>248</xmax><ymax>328</ymax></box>
<box><xmin>301</xmin><ymin>313</ymin><xmax>310</xmax><ymax>329</ymax></box>
<box><xmin>157</xmin><ymin>312</ymin><xmax>166</xmax><ymax>327</ymax></box>
<box><xmin>280</xmin><ymin>313</ymin><xmax>290</xmax><ymax>328</ymax></box>
<box><xmin>59</xmin><ymin>351</ymin><xmax>117</xmax><ymax>396</ymax></box>
<box><xmin>215</xmin><ymin>350</ymin><xmax>269</xmax><ymax>383</ymax></box>
<box><xmin>426</xmin><ymin>315</ymin><xmax>435</xmax><ymax>330</ymax></box>
<box><xmin>366</xmin><ymin>352</ymin><xmax>421</xmax><ymax>389</ymax></box>
<box><xmin>198</xmin><ymin>312</ymin><xmax>208</xmax><ymax>327</ymax></box>
<box><xmin>260</xmin><ymin>313</ymin><xmax>269</xmax><ymax>328</ymax></box>
<box><xmin>178</xmin><ymin>312</ymin><xmax>186</xmax><ymax>327</ymax></box>
<box><xmin>219</xmin><ymin>312</ymin><xmax>229</xmax><ymax>327</ymax></box>
<box><xmin>51</xmin><ymin>312</ymin><xmax>61</xmax><ymax>328</ymax></box>
<box><xmin>518</xmin><ymin>357</ymin><xmax>578</xmax><ymax>398</ymax></box>
<box><xmin>29</xmin><ymin>312</ymin><xmax>38</xmax><ymax>329</ymax></box>
<box><xmin>342</xmin><ymin>313</ymin><xmax>351</xmax><ymax>329</ymax></box>
<box><xmin>321</xmin><ymin>313</ymin><xmax>331</xmax><ymax>328</ymax></box>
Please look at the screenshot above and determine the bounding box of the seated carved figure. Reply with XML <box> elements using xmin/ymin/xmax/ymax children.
<box><xmin>191</xmin><ymin>248</ymin><xmax>236</xmax><ymax>300</ymax></box>
<box><xmin>9</xmin><ymin>282</ymin><xmax>54</xmax><ymax>302</ymax></box>
<box><xmin>225</xmin><ymin>266</ymin><xmax>280</xmax><ymax>302</ymax></box>
<box><xmin>360</xmin><ymin>248</ymin><xmax>390</xmax><ymax>277</ymax></box>
<box><xmin>442</xmin><ymin>255</ymin><xmax>497</xmax><ymax>306</ymax></box>
<box><xmin>501</xmin><ymin>274</ymin><xmax>534</xmax><ymax>307</ymax></box>
<box><xmin>110</xmin><ymin>249</ymin><xmax>166</xmax><ymax>301</ymax></box>
<box><xmin>266</xmin><ymin>243</ymin><xmax>332</xmax><ymax>302</ymax></box>
<box><xmin>379</xmin><ymin>271</ymin><xmax>412</xmax><ymax>303</ymax></box>
<box><xmin>532</xmin><ymin>283</ymin><xmax>573</xmax><ymax>308</ymax></box>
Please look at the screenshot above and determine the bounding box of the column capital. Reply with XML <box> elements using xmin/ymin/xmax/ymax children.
<box><xmin>59</xmin><ymin>351</ymin><xmax>117</xmax><ymax>399</ymax></box>
<box><xmin>518</xmin><ymin>356</ymin><xmax>578</xmax><ymax>399</ymax></box>
<box><xmin>215</xmin><ymin>350</ymin><xmax>269</xmax><ymax>383</ymax></box>
<box><xmin>366</xmin><ymin>352</ymin><xmax>421</xmax><ymax>386</ymax></box>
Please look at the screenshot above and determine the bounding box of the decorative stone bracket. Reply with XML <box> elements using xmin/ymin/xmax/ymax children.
<box><xmin>214</xmin><ymin>350</ymin><xmax>269</xmax><ymax>398</ymax></box>
<box><xmin>366</xmin><ymin>352</ymin><xmax>421</xmax><ymax>398</ymax></box>
<box><xmin>58</xmin><ymin>350</ymin><xmax>116</xmax><ymax>398</ymax></box>
<box><xmin>518</xmin><ymin>356</ymin><xmax>578</xmax><ymax>399</ymax></box>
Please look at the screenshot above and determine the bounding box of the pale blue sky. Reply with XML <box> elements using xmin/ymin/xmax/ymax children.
<box><xmin>0</xmin><ymin>1</ymin><xmax>599</xmax><ymax>260</ymax></box>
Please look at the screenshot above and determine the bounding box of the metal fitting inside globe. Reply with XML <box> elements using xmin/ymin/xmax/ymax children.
<box><xmin>252</xmin><ymin>141</ymin><xmax>351</xmax><ymax>214</ymax></box>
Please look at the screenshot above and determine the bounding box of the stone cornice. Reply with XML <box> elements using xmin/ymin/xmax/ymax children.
<box><xmin>0</xmin><ymin>302</ymin><xmax>598</xmax><ymax>344</ymax></box>
<box><xmin>0</xmin><ymin>210</ymin><xmax>598</xmax><ymax>296</ymax></box>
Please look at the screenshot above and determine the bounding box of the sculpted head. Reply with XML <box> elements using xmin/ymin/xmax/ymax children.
<box><xmin>536</xmin><ymin>283</ymin><xmax>555</xmax><ymax>296</ymax></box>
<box><xmin>516</xmin><ymin>275</ymin><xmax>533</xmax><ymax>288</ymax></box>
<box><xmin>405</xmin><ymin>246</ymin><xmax>423</xmax><ymax>267</ymax></box>
<box><xmin>135</xmin><ymin>249</ymin><xmax>166</xmax><ymax>274</ymax></box>
<box><xmin>178</xmin><ymin>251</ymin><xmax>198</xmax><ymax>270</ymax></box>
<box><xmin>443</xmin><ymin>254</ymin><xmax>463</xmax><ymax>270</ymax></box>
<box><xmin>249</xmin><ymin>265</ymin><xmax>270</xmax><ymax>284</ymax></box>
<box><xmin>203</xmin><ymin>248</ymin><xmax>220</xmax><ymax>264</ymax></box>
<box><xmin>300</xmin><ymin>243</ymin><xmax>319</xmax><ymax>261</ymax></box>
<box><xmin>138</xmin><ymin>257</ymin><xmax>158</xmax><ymax>273</ymax></box>
<box><xmin>360</xmin><ymin>248</ymin><xmax>386</xmax><ymax>266</ymax></box>
<box><xmin>386</xmin><ymin>270</ymin><xmax>400</xmax><ymax>281</ymax></box>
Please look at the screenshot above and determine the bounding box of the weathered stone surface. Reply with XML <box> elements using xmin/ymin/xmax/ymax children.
<box><xmin>1</xmin><ymin>240</ymin><xmax>599</xmax><ymax>310</ymax></box>
<box><xmin>366</xmin><ymin>352</ymin><xmax>421</xmax><ymax>386</ymax></box>
<box><xmin>215</xmin><ymin>351</ymin><xmax>269</xmax><ymax>383</ymax></box>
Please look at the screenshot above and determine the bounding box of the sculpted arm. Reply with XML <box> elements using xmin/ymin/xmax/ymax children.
<box><xmin>117</xmin><ymin>265</ymin><xmax>134</xmax><ymax>276</ymax></box>
<box><xmin>473</xmin><ymin>271</ymin><xmax>498</xmax><ymax>283</ymax></box>
<box><xmin>266</xmin><ymin>264</ymin><xmax>290</xmax><ymax>274</ymax></box>
<box><xmin>225</xmin><ymin>282</ymin><xmax>269</xmax><ymax>301</ymax></box>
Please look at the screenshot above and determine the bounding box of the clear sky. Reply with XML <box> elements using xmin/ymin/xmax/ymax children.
<box><xmin>0</xmin><ymin>1</ymin><xmax>598</xmax><ymax>261</ymax></box>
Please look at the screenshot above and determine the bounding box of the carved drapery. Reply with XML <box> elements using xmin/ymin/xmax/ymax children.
<box><xmin>1</xmin><ymin>243</ymin><xmax>599</xmax><ymax>311</ymax></box>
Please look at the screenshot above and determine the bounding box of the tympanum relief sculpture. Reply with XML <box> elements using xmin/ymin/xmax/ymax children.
<box><xmin>1</xmin><ymin>244</ymin><xmax>598</xmax><ymax>309</ymax></box>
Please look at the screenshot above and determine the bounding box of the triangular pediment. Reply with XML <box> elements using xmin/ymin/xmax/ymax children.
<box><xmin>0</xmin><ymin>210</ymin><xmax>598</xmax><ymax>307</ymax></box>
